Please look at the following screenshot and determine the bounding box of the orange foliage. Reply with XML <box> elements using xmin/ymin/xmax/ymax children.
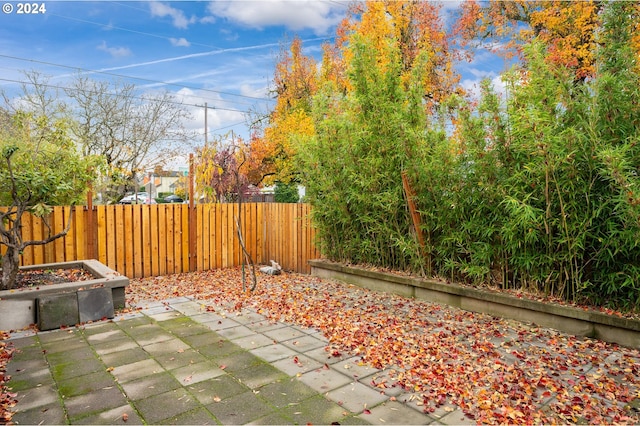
<box><xmin>454</xmin><ymin>1</ymin><xmax>639</xmax><ymax>81</ymax></box>
<box><xmin>259</xmin><ymin>37</ymin><xmax>319</xmax><ymax>184</ymax></box>
<box><xmin>335</xmin><ymin>0</ymin><xmax>459</xmax><ymax>110</ymax></box>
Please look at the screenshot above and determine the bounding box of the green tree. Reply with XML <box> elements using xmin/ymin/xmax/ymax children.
<box><xmin>299</xmin><ymin>34</ymin><xmax>427</xmax><ymax>270</ymax></box>
<box><xmin>274</xmin><ymin>181</ymin><xmax>299</xmax><ymax>203</ymax></box>
<box><xmin>0</xmin><ymin>111</ymin><xmax>100</xmax><ymax>290</ymax></box>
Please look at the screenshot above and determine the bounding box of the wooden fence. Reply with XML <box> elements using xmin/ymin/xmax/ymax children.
<box><xmin>1</xmin><ymin>203</ymin><xmax>320</xmax><ymax>278</ymax></box>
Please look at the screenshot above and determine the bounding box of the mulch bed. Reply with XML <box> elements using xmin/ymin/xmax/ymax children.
<box><xmin>12</xmin><ymin>268</ymin><xmax>95</xmax><ymax>290</ymax></box>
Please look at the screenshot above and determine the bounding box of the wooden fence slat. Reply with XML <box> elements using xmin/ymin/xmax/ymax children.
<box><xmin>106</xmin><ymin>206</ymin><xmax>116</xmax><ymax>270</ymax></box>
<box><xmin>142</xmin><ymin>206</ymin><xmax>152</xmax><ymax>277</ymax></box>
<box><xmin>214</xmin><ymin>204</ymin><xmax>222</xmax><ymax>269</ymax></box>
<box><xmin>123</xmin><ymin>205</ymin><xmax>134</xmax><ymax>278</ymax></box>
<box><xmin>158</xmin><ymin>205</ymin><xmax>167</xmax><ymax>276</ymax></box>
<box><xmin>133</xmin><ymin>204</ymin><xmax>143</xmax><ymax>278</ymax></box>
<box><xmin>97</xmin><ymin>206</ymin><xmax>107</xmax><ymax>265</ymax></box>
<box><xmin>7</xmin><ymin>203</ymin><xmax>320</xmax><ymax>277</ymax></box>
<box><xmin>74</xmin><ymin>207</ymin><xmax>85</xmax><ymax>261</ymax></box>
<box><xmin>150</xmin><ymin>205</ymin><xmax>159</xmax><ymax>276</ymax></box>
<box><xmin>115</xmin><ymin>205</ymin><xmax>126</xmax><ymax>274</ymax></box>
<box><xmin>181</xmin><ymin>204</ymin><xmax>189</xmax><ymax>273</ymax></box>
<box><xmin>167</xmin><ymin>205</ymin><xmax>176</xmax><ymax>275</ymax></box>
<box><xmin>196</xmin><ymin>204</ymin><xmax>203</xmax><ymax>271</ymax></box>
<box><xmin>203</xmin><ymin>204</ymin><xmax>211</xmax><ymax>271</ymax></box>
<box><xmin>51</xmin><ymin>207</ymin><xmax>64</xmax><ymax>263</ymax></box>
<box><xmin>170</xmin><ymin>205</ymin><xmax>179</xmax><ymax>274</ymax></box>
<box><xmin>221</xmin><ymin>204</ymin><xmax>228</xmax><ymax>268</ymax></box>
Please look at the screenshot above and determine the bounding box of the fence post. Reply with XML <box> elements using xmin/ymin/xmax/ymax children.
<box><xmin>188</xmin><ymin>153</ymin><xmax>197</xmax><ymax>271</ymax></box>
<box><xmin>86</xmin><ymin>188</ymin><xmax>96</xmax><ymax>260</ymax></box>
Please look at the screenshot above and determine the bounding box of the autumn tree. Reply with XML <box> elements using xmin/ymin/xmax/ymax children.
<box><xmin>3</xmin><ymin>72</ymin><xmax>194</xmax><ymax>203</ymax></box>
<box><xmin>254</xmin><ymin>37</ymin><xmax>317</xmax><ymax>185</ymax></box>
<box><xmin>194</xmin><ymin>133</ymin><xmax>260</xmax><ymax>203</ymax></box>
<box><xmin>194</xmin><ymin>132</ymin><xmax>258</xmax><ymax>291</ymax></box>
<box><xmin>341</xmin><ymin>0</ymin><xmax>459</xmax><ymax>109</ymax></box>
<box><xmin>453</xmin><ymin>1</ymin><xmax>640</xmax><ymax>82</ymax></box>
<box><xmin>0</xmin><ymin>111</ymin><xmax>99</xmax><ymax>290</ymax></box>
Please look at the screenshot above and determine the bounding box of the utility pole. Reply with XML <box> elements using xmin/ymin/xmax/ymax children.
<box><xmin>204</xmin><ymin>102</ymin><xmax>208</xmax><ymax>145</ymax></box>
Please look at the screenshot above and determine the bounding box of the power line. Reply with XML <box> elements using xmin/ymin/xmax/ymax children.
<box><xmin>0</xmin><ymin>53</ymin><xmax>274</xmax><ymax>105</ymax></box>
<box><xmin>0</xmin><ymin>77</ymin><xmax>249</xmax><ymax>114</ymax></box>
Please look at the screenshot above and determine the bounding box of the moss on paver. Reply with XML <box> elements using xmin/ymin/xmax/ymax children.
<box><xmin>57</xmin><ymin>370</ymin><xmax>115</xmax><ymax>398</ymax></box>
<box><xmin>198</xmin><ymin>339</ymin><xmax>243</xmax><ymax>358</ymax></box>
<box><xmin>46</xmin><ymin>345</ymin><xmax>96</xmax><ymax>365</ymax></box>
<box><xmin>119</xmin><ymin>371</ymin><xmax>182</xmax><ymax>401</ymax></box>
<box><xmin>187</xmin><ymin>375</ymin><xmax>250</xmax><ymax>404</ymax></box>
<box><xmin>41</xmin><ymin>338</ymin><xmax>89</xmax><ymax>357</ymax></box>
<box><xmin>179</xmin><ymin>329</ymin><xmax>225</xmax><ymax>347</ymax></box>
<box><xmin>80</xmin><ymin>321</ymin><xmax>123</xmax><ymax>337</ymax></box>
<box><xmin>99</xmin><ymin>346</ymin><xmax>149</xmax><ymax>367</ymax></box>
<box><xmin>160</xmin><ymin>316</ymin><xmax>213</xmax><ymax>336</ymax></box>
<box><xmin>284</xmin><ymin>394</ymin><xmax>354</xmax><ymax>424</ymax></box>
<box><xmin>10</xmin><ymin>402</ymin><xmax>66</xmax><ymax>425</ymax></box>
<box><xmin>232</xmin><ymin>362</ymin><xmax>288</xmax><ymax>389</ymax></box>
<box><xmin>133</xmin><ymin>387</ymin><xmax>201</xmax><ymax>424</ymax></box>
<box><xmin>216</xmin><ymin>350</ymin><xmax>263</xmax><ymax>372</ymax></box>
<box><xmin>7</xmin><ymin>340</ymin><xmax>41</xmax><ymax>360</ymax></box>
<box><xmin>250</xmin><ymin>412</ymin><xmax>296</xmax><ymax>425</ymax></box>
<box><xmin>6</xmin><ymin>304</ymin><xmax>387</xmax><ymax>425</ymax></box>
<box><xmin>51</xmin><ymin>357</ymin><xmax>104</xmax><ymax>381</ymax></box>
<box><xmin>258</xmin><ymin>378</ymin><xmax>319</xmax><ymax>409</ymax></box>
<box><xmin>205</xmin><ymin>390</ymin><xmax>274</xmax><ymax>424</ymax></box>
<box><xmin>69</xmin><ymin>403</ymin><xmax>142</xmax><ymax>425</ymax></box>
<box><xmin>158</xmin><ymin>406</ymin><xmax>217</xmax><ymax>425</ymax></box>
<box><xmin>155</xmin><ymin>347</ymin><xmax>209</xmax><ymax>370</ymax></box>
<box><xmin>65</xmin><ymin>386</ymin><xmax>129</xmax><ymax>422</ymax></box>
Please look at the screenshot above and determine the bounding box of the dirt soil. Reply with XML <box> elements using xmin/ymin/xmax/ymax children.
<box><xmin>12</xmin><ymin>268</ymin><xmax>95</xmax><ymax>290</ymax></box>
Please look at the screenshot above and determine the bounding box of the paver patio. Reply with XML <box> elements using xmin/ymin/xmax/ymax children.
<box><xmin>6</xmin><ymin>298</ymin><xmax>442</xmax><ymax>425</ymax></box>
<box><xmin>5</xmin><ymin>269</ymin><xmax>640</xmax><ymax>424</ymax></box>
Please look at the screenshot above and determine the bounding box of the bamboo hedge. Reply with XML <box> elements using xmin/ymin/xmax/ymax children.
<box><xmin>298</xmin><ymin>4</ymin><xmax>640</xmax><ymax>310</ymax></box>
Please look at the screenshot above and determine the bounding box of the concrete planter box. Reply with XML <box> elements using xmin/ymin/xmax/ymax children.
<box><xmin>0</xmin><ymin>259</ymin><xmax>129</xmax><ymax>331</ymax></box>
<box><xmin>309</xmin><ymin>259</ymin><xmax>640</xmax><ymax>349</ymax></box>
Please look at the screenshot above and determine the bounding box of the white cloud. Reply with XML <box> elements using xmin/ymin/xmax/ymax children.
<box><xmin>206</xmin><ymin>0</ymin><xmax>346</xmax><ymax>35</ymax></box>
<box><xmin>149</xmin><ymin>1</ymin><xmax>196</xmax><ymax>29</ymax></box>
<box><xmin>97</xmin><ymin>41</ymin><xmax>132</xmax><ymax>58</ymax></box>
<box><xmin>460</xmin><ymin>74</ymin><xmax>507</xmax><ymax>103</ymax></box>
<box><xmin>169</xmin><ymin>37</ymin><xmax>191</xmax><ymax>47</ymax></box>
<box><xmin>173</xmin><ymin>88</ymin><xmax>247</xmax><ymax>137</ymax></box>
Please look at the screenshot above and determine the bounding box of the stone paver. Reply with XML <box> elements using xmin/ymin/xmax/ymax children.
<box><xmin>8</xmin><ymin>293</ymin><xmax>631</xmax><ymax>425</ymax></box>
<box><xmin>5</xmin><ymin>299</ymin><xmax>383</xmax><ymax>425</ymax></box>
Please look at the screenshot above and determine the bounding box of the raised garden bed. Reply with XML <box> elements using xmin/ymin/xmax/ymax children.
<box><xmin>309</xmin><ymin>259</ymin><xmax>640</xmax><ymax>349</ymax></box>
<box><xmin>0</xmin><ymin>260</ymin><xmax>129</xmax><ymax>331</ymax></box>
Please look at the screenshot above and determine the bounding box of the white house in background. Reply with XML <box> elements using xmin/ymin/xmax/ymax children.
<box><xmin>142</xmin><ymin>171</ymin><xmax>182</xmax><ymax>198</ymax></box>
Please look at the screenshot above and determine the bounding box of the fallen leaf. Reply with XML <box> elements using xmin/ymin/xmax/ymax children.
<box><xmin>122</xmin><ymin>267</ymin><xmax>640</xmax><ymax>425</ymax></box>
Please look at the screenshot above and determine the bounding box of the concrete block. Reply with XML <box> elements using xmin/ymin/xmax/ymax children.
<box><xmin>0</xmin><ymin>299</ymin><xmax>36</xmax><ymax>331</ymax></box>
<box><xmin>37</xmin><ymin>293</ymin><xmax>79</xmax><ymax>331</ymax></box>
<box><xmin>111</xmin><ymin>287</ymin><xmax>126</xmax><ymax>309</ymax></box>
<box><xmin>415</xmin><ymin>287</ymin><xmax>462</xmax><ymax>308</ymax></box>
<box><xmin>78</xmin><ymin>287</ymin><xmax>114</xmax><ymax>323</ymax></box>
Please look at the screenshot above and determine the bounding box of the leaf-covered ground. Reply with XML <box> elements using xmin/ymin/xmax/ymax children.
<box><xmin>126</xmin><ymin>267</ymin><xmax>638</xmax><ymax>424</ymax></box>
<box><xmin>0</xmin><ymin>332</ymin><xmax>17</xmax><ymax>423</ymax></box>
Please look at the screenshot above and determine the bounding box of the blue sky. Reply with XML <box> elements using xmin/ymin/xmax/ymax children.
<box><xmin>0</xmin><ymin>1</ymin><xmax>505</xmax><ymax>167</ymax></box>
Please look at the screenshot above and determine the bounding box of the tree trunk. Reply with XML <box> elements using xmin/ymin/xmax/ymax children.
<box><xmin>1</xmin><ymin>247</ymin><xmax>20</xmax><ymax>291</ymax></box>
